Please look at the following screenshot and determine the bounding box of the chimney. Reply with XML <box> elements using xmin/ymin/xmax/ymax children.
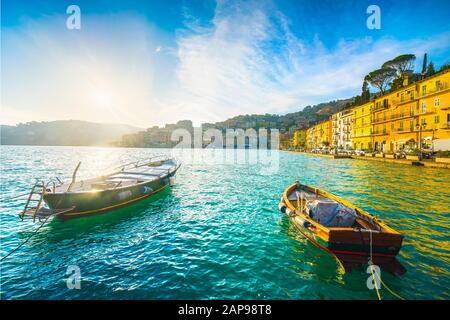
<box><xmin>403</xmin><ymin>74</ymin><xmax>409</xmax><ymax>87</ymax></box>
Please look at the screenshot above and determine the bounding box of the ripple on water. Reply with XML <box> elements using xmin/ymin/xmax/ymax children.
<box><xmin>1</xmin><ymin>146</ymin><xmax>449</xmax><ymax>299</ymax></box>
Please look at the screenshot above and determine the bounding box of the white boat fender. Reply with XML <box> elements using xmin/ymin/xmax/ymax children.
<box><xmin>169</xmin><ymin>176</ymin><xmax>175</xmax><ymax>186</ymax></box>
<box><xmin>295</xmin><ymin>216</ymin><xmax>311</xmax><ymax>229</ymax></box>
<box><xmin>285</xmin><ymin>208</ymin><xmax>297</xmax><ymax>217</ymax></box>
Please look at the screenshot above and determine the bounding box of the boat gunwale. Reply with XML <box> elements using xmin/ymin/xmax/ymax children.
<box><xmin>45</xmin><ymin>160</ymin><xmax>181</xmax><ymax>196</ymax></box>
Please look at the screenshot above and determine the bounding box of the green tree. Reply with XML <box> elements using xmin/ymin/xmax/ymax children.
<box><xmin>361</xmin><ymin>80</ymin><xmax>370</xmax><ymax>103</ymax></box>
<box><xmin>421</xmin><ymin>53</ymin><xmax>427</xmax><ymax>77</ymax></box>
<box><xmin>364</xmin><ymin>67</ymin><xmax>397</xmax><ymax>94</ymax></box>
<box><xmin>382</xmin><ymin>54</ymin><xmax>416</xmax><ymax>81</ymax></box>
<box><xmin>439</xmin><ymin>63</ymin><xmax>450</xmax><ymax>72</ymax></box>
<box><xmin>426</xmin><ymin>61</ymin><xmax>436</xmax><ymax>77</ymax></box>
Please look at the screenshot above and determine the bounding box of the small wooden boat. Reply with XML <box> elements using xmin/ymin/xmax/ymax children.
<box><xmin>20</xmin><ymin>156</ymin><xmax>180</xmax><ymax>220</ymax></box>
<box><xmin>279</xmin><ymin>181</ymin><xmax>406</xmax><ymax>274</ymax></box>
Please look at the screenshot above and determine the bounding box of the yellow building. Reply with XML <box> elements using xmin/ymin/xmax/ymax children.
<box><xmin>416</xmin><ymin>70</ymin><xmax>450</xmax><ymax>150</ymax></box>
<box><xmin>306</xmin><ymin>127</ymin><xmax>315</xmax><ymax>150</ymax></box>
<box><xmin>293</xmin><ymin>130</ymin><xmax>306</xmax><ymax>149</ymax></box>
<box><xmin>371</xmin><ymin>69</ymin><xmax>450</xmax><ymax>152</ymax></box>
<box><xmin>352</xmin><ymin>101</ymin><xmax>373</xmax><ymax>150</ymax></box>
<box><xmin>315</xmin><ymin>120</ymin><xmax>332</xmax><ymax>147</ymax></box>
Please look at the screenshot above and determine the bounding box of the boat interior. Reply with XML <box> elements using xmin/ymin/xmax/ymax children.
<box><xmin>288</xmin><ymin>186</ymin><xmax>381</xmax><ymax>231</ymax></box>
<box><xmin>52</xmin><ymin>160</ymin><xmax>177</xmax><ymax>193</ymax></box>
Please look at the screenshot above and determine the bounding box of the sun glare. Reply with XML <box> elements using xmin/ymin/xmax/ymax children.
<box><xmin>91</xmin><ymin>90</ymin><xmax>113</xmax><ymax>109</ymax></box>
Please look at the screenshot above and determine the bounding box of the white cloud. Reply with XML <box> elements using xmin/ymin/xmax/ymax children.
<box><xmin>167</xmin><ymin>2</ymin><xmax>450</xmax><ymax>120</ymax></box>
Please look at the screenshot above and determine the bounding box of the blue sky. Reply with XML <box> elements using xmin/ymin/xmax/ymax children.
<box><xmin>2</xmin><ymin>0</ymin><xmax>450</xmax><ymax>127</ymax></box>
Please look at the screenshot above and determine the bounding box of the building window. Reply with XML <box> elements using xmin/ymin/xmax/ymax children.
<box><xmin>435</xmin><ymin>98</ymin><xmax>440</xmax><ymax>107</ymax></box>
<box><xmin>399</xmin><ymin>121</ymin><xmax>403</xmax><ymax>130</ymax></box>
<box><xmin>421</xmin><ymin>118</ymin><xmax>426</xmax><ymax>125</ymax></box>
<box><xmin>422</xmin><ymin>85</ymin><xmax>427</xmax><ymax>95</ymax></box>
<box><xmin>410</xmin><ymin>119</ymin><xmax>414</xmax><ymax>131</ymax></box>
<box><xmin>435</xmin><ymin>116</ymin><xmax>440</xmax><ymax>124</ymax></box>
<box><xmin>391</xmin><ymin>123</ymin><xmax>394</xmax><ymax>130</ymax></box>
<box><xmin>422</xmin><ymin>102</ymin><xmax>426</xmax><ymax>113</ymax></box>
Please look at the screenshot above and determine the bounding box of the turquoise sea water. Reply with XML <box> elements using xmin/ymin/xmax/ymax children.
<box><xmin>0</xmin><ymin>146</ymin><xmax>449</xmax><ymax>300</ymax></box>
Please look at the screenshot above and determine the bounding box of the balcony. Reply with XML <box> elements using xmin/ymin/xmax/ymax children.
<box><xmin>420</xmin><ymin>82</ymin><xmax>449</xmax><ymax>97</ymax></box>
<box><xmin>373</xmin><ymin>103</ymin><xmax>390</xmax><ymax>112</ymax></box>
<box><xmin>392</xmin><ymin>94</ymin><xmax>417</xmax><ymax>105</ymax></box>
<box><xmin>372</xmin><ymin>112</ymin><xmax>417</xmax><ymax>124</ymax></box>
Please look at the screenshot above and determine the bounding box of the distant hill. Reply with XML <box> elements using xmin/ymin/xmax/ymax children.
<box><xmin>1</xmin><ymin>98</ymin><xmax>354</xmax><ymax>147</ymax></box>
<box><xmin>203</xmin><ymin>97</ymin><xmax>355</xmax><ymax>131</ymax></box>
<box><xmin>0</xmin><ymin>120</ymin><xmax>142</xmax><ymax>146</ymax></box>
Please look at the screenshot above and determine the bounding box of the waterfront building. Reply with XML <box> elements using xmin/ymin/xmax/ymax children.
<box><xmin>287</xmin><ymin>69</ymin><xmax>450</xmax><ymax>153</ymax></box>
<box><xmin>331</xmin><ymin>109</ymin><xmax>353</xmax><ymax>149</ymax></box>
<box><xmin>306</xmin><ymin>127</ymin><xmax>315</xmax><ymax>150</ymax></box>
<box><xmin>371</xmin><ymin>69</ymin><xmax>450</xmax><ymax>153</ymax></box>
<box><xmin>293</xmin><ymin>130</ymin><xmax>306</xmax><ymax>149</ymax></box>
<box><xmin>416</xmin><ymin>70</ymin><xmax>450</xmax><ymax>151</ymax></box>
<box><xmin>314</xmin><ymin>120</ymin><xmax>332</xmax><ymax>147</ymax></box>
<box><xmin>352</xmin><ymin>101</ymin><xmax>373</xmax><ymax>150</ymax></box>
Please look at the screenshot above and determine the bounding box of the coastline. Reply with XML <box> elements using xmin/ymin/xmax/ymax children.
<box><xmin>281</xmin><ymin>150</ymin><xmax>450</xmax><ymax>169</ymax></box>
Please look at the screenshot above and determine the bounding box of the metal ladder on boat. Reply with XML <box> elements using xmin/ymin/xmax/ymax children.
<box><xmin>20</xmin><ymin>182</ymin><xmax>46</xmax><ymax>222</ymax></box>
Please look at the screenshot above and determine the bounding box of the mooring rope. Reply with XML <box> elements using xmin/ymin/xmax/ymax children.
<box><xmin>368</xmin><ymin>229</ymin><xmax>406</xmax><ymax>300</ymax></box>
<box><xmin>0</xmin><ymin>213</ymin><xmax>54</xmax><ymax>262</ymax></box>
<box><xmin>0</xmin><ymin>192</ymin><xmax>31</xmax><ymax>202</ymax></box>
<box><xmin>368</xmin><ymin>230</ymin><xmax>382</xmax><ymax>300</ymax></box>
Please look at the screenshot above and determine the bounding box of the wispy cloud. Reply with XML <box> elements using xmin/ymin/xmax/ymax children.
<box><xmin>168</xmin><ymin>1</ymin><xmax>450</xmax><ymax>121</ymax></box>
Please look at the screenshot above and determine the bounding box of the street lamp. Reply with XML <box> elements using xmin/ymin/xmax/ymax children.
<box><xmin>416</xmin><ymin>121</ymin><xmax>427</xmax><ymax>161</ymax></box>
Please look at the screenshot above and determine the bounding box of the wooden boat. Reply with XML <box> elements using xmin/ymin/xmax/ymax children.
<box><xmin>20</xmin><ymin>156</ymin><xmax>180</xmax><ymax>220</ymax></box>
<box><xmin>279</xmin><ymin>181</ymin><xmax>406</xmax><ymax>274</ymax></box>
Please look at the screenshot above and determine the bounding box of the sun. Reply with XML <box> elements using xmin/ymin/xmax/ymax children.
<box><xmin>90</xmin><ymin>90</ymin><xmax>113</xmax><ymax>109</ymax></box>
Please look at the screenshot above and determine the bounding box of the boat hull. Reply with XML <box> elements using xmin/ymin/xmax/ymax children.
<box><xmin>44</xmin><ymin>172</ymin><xmax>175</xmax><ymax>218</ymax></box>
<box><xmin>288</xmin><ymin>213</ymin><xmax>402</xmax><ymax>257</ymax></box>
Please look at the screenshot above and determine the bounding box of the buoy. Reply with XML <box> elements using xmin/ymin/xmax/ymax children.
<box><xmin>278</xmin><ymin>202</ymin><xmax>286</xmax><ymax>213</ymax></box>
<box><xmin>294</xmin><ymin>216</ymin><xmax>311</xmax><ymax>228</ymax></box>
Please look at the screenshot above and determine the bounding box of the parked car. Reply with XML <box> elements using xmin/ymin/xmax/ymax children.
<box><xmin>394</xmin><ymin>151</ymin><xmax>406</xmax><ymax>159</ymax></box>
<box><xmin>342</xmin><ymin>148</ymin><xmax>354</xmax><ymax>155</ymax></box>
<box><xmin>354</xmin><ymin>149</ymin><xmax>366</xmax><ymax>156</ymax></box>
